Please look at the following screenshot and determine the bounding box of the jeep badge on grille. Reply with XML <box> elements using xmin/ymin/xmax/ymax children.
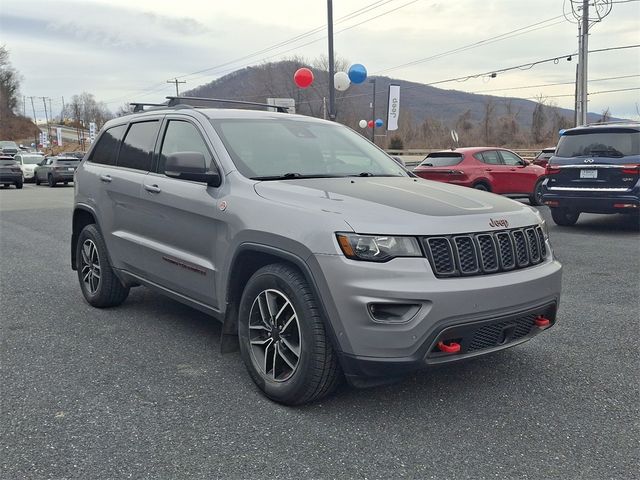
<box><xmin>489</xmin><ymin>218</ymin><xmax>509</xmax><ymax>228</ymax></box>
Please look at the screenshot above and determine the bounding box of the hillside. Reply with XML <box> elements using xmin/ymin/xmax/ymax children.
<box><xmin>186</xmin><ymin>61</ymin><xmax>614</xmax><ymax>148</ymax></box>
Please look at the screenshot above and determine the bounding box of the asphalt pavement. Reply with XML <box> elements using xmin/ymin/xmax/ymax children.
<box><xmin>1</xmin><ymin>184</ymin><xmax>639</xmax><ymax>480</ymax></box>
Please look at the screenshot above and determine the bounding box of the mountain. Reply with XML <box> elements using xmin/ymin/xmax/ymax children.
<box><xmin>185</xmin><ymin>61</ymin><xmax>615</xmax><ymax>148</ymax></box>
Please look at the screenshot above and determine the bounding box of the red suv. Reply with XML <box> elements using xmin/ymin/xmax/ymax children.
<box><xmin>413</xmin><ymin>147</ymin><xmax>546</xmax><ymax>205</ymax></box>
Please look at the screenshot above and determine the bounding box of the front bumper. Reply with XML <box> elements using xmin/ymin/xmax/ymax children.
<box><xmin>22</xmin><ymin>170</ymin><xmax>35</xmax><ymax>179</ymax></box>
<box><xmin>311</xmin><ymin>251</ymin><xmax>562</xmax><ymax>382</ymax></box>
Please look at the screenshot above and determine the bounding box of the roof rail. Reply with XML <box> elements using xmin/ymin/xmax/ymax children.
<box><xmin>583</xmin><ymin>120</ymin><xmax>640</xmax><ymax>127</ymax></box>
<box><xmin>130</xmin><ymin>102</ymin><xmax>167</xmax><ymax>113</ymax></box>
<box><xmin>166</xmin><ymin>96</ymin><xmax>289</xmax><ymax>113</ymax></box>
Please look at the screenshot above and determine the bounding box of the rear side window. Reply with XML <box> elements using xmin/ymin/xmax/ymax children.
<box><xmin>89</xmin><ymin>125</ymin><xmax>126</xmax><ymax>165</ymax></box>
<box><xmin>479</xmin><ymin>150</ymin><xmax>501</xmax><ymax>165</ymax></box>
<box><xmin>556</xmin><ymin>131</ymin><xmax>640</xmax><ymax>157</ymax></box>
<box><xmin>117</xmin><ymin>121</ymin><xmax>160</xmax><ymax>171</ymax></box>
<box><xmin>158</xmin><ymin>120</ymin><xmax>212</xmax><ymax>174</ymax></box>
<box><xmin>421</xmin><ymin>153</ymin><xmax>462</xmax><ymax>167</ymax></box>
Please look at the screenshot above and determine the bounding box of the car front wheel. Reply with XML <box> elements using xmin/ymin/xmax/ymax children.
<box><xmin>550</xmin><ymin>208</ymin><xmax>580</xmax><ymax>226</ymax></box>
<box><xmin>76</xmin><ymin>224</ymin><xmax>130</xmax><ymax>307</ymax></box>
<box><xmin>238</xmin><ymin>263</ymin><xmax>341</xmax><ymax>405</ymax></box>
<box><xmin>47</xmin><ymin>175</ymin><xmax>56</xmax><ymax>188</ymax></box>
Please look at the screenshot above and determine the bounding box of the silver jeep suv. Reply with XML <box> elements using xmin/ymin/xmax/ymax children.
<box><xmin>72</xmin><ymin>99</ymin><xmax>562</xmax><ymax>405</ymax></box>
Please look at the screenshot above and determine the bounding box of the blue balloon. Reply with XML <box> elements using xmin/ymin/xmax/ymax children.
<box><xmin>375</xmin><ymin>118</ymin><xmax>384</xmax><ymax>128</ymax></box>
<box><xmin>348</xmin><ymin>64</ymin><xmax>367</xmax><ymax>84</ymax></box>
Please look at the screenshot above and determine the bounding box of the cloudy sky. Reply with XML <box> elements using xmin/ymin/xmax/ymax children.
<box><xmin>1</xmin><ymin>0</ymin><xmax>639</xmax><ymax>121</ymax></box>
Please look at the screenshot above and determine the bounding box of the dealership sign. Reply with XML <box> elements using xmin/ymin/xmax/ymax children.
<box><xmin>386</xmin><ymin>84</ymin><xmax>400</xmax><ymax>131</ymax></box>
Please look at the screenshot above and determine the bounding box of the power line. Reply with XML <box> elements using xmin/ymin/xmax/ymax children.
<box><xmin>374</xmin><ymin>15</ymin><xmax>566</xmax><ymax>75</ymax></box>
<box><xmin>469</xmin><ymin>74</ymin><xmax>640</xmax><ymax>94</ymax></box>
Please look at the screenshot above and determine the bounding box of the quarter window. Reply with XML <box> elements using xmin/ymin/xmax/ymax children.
<box><xmin>89</xmin><ymin>125</ymin><xmax>126</xmax><ymax>165</ymax></box>
<box><xmin>158</xmin><ymin>121</ymin><xmax>212</xmax><ymax>174</ymax></box>
<box><xmin>117</xmin><ymin>121</ymin><xmax>160</xmax><ymax>171</ymax></box>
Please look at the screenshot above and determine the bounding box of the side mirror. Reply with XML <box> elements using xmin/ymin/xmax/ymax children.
<box><xmin>164</xmin><ymin>152</ymin><xmax>221</xmax><ymax>187</ymax></box>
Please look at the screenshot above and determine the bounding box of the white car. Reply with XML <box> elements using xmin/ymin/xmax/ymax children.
<box><xmin>13</xmin><ymin>153</ymin><xmax>44</xmax><ymax>182</ymax></box>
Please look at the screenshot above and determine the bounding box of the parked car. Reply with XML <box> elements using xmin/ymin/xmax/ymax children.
<box><xmin>413</xmin><ymin>147</ymin><xmax>546</xmax><ymax>205</ymax></box>
<box><xmin>13</xmin><ymin>153</ymin><xmax>44</xmax><ymax>182</ymax></box>
<box><xmin>71</xmin><ymin>100</ymin><xmax>562</xmax><ymax>405</ymax></box>
<box><xmin>34</xmin><ymin>156</ymin><xmax>79</xmax><ymax>187</ymax></box>
<box><xmin>60</xmin><ymin>151</ymin><xmax>86</xmax><ymax>160</ymax></box>
<box><xmin>532</xmin><ymin>147</ymin><xmax>556</xmax><ymax>168</ymax></box>
<box><xmin>0</xmin><ymin>155</ymin><xmax>24</xmax><ymax>188</ymax></box>
<box><xmin>541</xmin><ymin>122</ymin><xmax>639</xmax><ymax>226</ymax></box>
<box><xmin>0</xmin><ymin>140</ymin><xmax>20</xmax><ymax>157</ymax></box>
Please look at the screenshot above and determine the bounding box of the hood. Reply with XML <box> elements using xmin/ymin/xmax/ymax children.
<box><xmin>254</xmin><ymin>177</ymin><xmax>540</xmax><ymax>235</ymax></box>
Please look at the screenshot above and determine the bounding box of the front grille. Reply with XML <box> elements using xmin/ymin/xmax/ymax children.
<box><xmin>466</xmin><ymin>314</ymin><xmax>537</xmax><ymax>352</ymax></box>
<box><xmin>423</xmin><ymin>225</ymin><xmax>548</xmax><ymax>278</ymax></box>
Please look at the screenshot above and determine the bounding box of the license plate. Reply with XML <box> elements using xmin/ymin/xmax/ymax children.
<box><xmin>67</xmin><ymin>167</ymin><xmax>75</xmax><ymax>171</ymax></box>
<box><xmin>580</xmin><ymin>169</ymin><xmax>597</xmax><ymax>179</ymax></box>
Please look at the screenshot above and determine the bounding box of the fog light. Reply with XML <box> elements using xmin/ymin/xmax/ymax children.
<box><xmin>368</xmin><ymin>303</ymin><xmax>420</xmax><ymax>324</ymax></box>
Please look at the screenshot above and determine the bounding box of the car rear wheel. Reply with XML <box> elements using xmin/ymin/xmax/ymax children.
<box><xmin>238</xmin><ymin>263</ymin><xmax>341</xmax><ymax>405</ymax></box>
<box><xmin>35</xmin><ymin>175</ymin><xmax>41</xmax><ymax>185</ymax></box>
<box><xmin>550</xmin><ymin>208</ymin><xmax>580</xmax><ymax>226</ymax></box>
<box><xmin>529</xmin><ymin>178</ymin><xmax>544</xmax><ymax>206</ymax></box>
<box><xmin>76</xmin><ymin>224</ymin><xmax>130</xmax><ymax>308</ymax></box>
<box><xmin>47</xmin><ymin>175</ymin><xmax>56</xmax><ymax>188</ymax></box>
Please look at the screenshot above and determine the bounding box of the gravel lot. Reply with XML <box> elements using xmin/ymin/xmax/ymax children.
<box><xmin>1</xmin><ymin>184</ymin><xmax>638</xmax><ymax>480</ymax></box>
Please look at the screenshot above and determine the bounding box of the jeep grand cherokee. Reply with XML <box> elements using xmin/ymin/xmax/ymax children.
<box><xmin>71</xmin><ymin>100</ymin><xmax>562</xmax><ymax>405</ymax></box>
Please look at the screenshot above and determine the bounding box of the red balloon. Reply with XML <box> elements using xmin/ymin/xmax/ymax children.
<box><xmin>367</xmin><ymin>120</ymin><xmax>374</xmax><ymax>128</ymax></box>
<box><xmin>294</xmin><ymin>68</ymin><xmax>314</xmax><ymax>88</ymax></box>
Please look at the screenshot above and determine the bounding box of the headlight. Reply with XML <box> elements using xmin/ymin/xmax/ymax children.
<box><xmin>540</xmin><ymin>219</ymin><xmax>549</xmax><ymax>240</ymax></box>
<box><xmin>336</xmin><ymin>233</ymin><xmax>422</xmax><ymax>262</ymax></box>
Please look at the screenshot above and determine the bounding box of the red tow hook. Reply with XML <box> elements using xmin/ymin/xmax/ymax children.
<box><xmin>437</xmin><ymin>341</ymin><xmax>461</xmax><ymax>354</ymax></box>
<box><xmin>535</xmin><ymin>316</ymin><xmax>551</xmax><ymax>329</ymax></box>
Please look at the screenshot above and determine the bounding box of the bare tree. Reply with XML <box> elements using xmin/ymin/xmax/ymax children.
<box><xmin>531</xmin><ymin>96</ymin><xmax>547</xmax><ymax>144</ymax></box>
<box><xmin>0</xmin><ymin>45</ymin><xmax>21</xmax><ymax>116</ymax></box>
<box><xmin>482</xmin><ymin>98</ymin><xmax>496</xmax><ymax>145</ymax></box>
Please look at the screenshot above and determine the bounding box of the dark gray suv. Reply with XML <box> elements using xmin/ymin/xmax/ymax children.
<box><xmin>72</xmin><ymin>99</ymin><xmax>562</xmax><ymax>404</ymax></box>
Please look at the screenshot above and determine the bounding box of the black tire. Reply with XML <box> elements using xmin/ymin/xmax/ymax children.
<box><xmin>238</xmin><ymin>263</ymin><xmax>341</xmax><ymax>405</ymax></box>
<box><xmin>473</xmin><ymin>182</ymin><xmax>490</xmax><ymax>192</ymax></box>
<box><xmin>47</xmin><ymin>174</ymin><xmax>56</xmax><ymax>188</ymax></box>
<box><xmin>529</xmin><ymin>178</ymin><xmax>544</xmax><ymax>206</ymax></box>
<box><xmin>550</xmin><ymin>208</ymin><xmax>580</xmax><ymax>226</ymax></box>
<box><xmin>35</xmin><ymin>175</ymin><xmax>41</xmax><ymax>185</ymax></box>
<box><xmin>64</xmin><ymin>182</ymin><xmax>68</xmax><ymax>185</ymax></box>
<box><xmin>76</xmin><ymin>224</ymin><xmax>129</xmax><ymax>308</ymax></box>
<box><xmin>15</xmin><ymin>180</ymin><xmax>23</xmax><ymax>189</ymax></box>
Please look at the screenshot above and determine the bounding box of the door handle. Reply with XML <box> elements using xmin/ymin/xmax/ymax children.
<box><xmin>510</xmin><ymin>168</ymin><xmax>516</xmax><ymax>171</ymax></box>
<box><xmin>485</xmin><ymin>168</ymin><xmax>493</xmax><ymax>172</ymax></box>
<box><xmin>143</xmin><ymin>184</ymin><xmax>161</xmax><ymax>193</ymax></box>
<box><xmin>100</xmin><ymin>174</ymin><xmax>112</xmax><ymax>183</ymax></box>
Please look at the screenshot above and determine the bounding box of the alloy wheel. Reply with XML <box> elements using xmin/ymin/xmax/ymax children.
<box><xmin>248</xmin><ymin>289</ymin><xmax>301</xmax><ymax>382</ymax></box>
<box><xmin>81</xmin><ymin>239</ymin><xmax>101</xmax><ymax>295</ymax></box>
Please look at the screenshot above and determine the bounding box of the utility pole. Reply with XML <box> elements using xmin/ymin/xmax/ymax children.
<box><xmin>22</xmin><ymin>96</ymin><xmax>26</xmax><ymax>116</ymax></box>
<box><xmin>41</xmin><ymin>97</ymin><xmax>51</xmax><ymax>151</ymax></box>
<box><xmin>167</xmin><ymin>78</ymin><xmax>186</xmax><ymax>96</ymax></box>
<box><xmin>574</xmin><ymin>62</ymin><xmax>580</xmax><ymax>127</ymax></box>
<box><xmin>327</xmin><ymin>0</ymin><xmax>336</xmax><ymax>121</ymax></box>
<box><xmin>369</xmin><ymin>78</ymin><xmax>376</xmax><ymax>143</ymax></box>
<box><xmin>61</xmin><ymin>96</ymin><xmax>66</xmax><ymax>123</ymax></box>
<box><xmin>578</xmin><ymin>0</ymin><xmax>589</xmax><ymax>125</ymax></box>
<box><xmin>29</xmin><ymin>96</ymin><xmax>38</xmax><ymax>147</ymax></box>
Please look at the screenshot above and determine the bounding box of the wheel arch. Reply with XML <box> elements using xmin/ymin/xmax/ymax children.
<box><xmin>221</xmin><ymin>243</ymin><xmax>343</xmax><ymax>357</ymax></box>
<box><xmin>472</xmin><ymin>179</ymin><xmax>492</xmax><ymax>191</ymax></box>
<box><xmin>71</xmin><ymin>205</ymin><xmax>99</xmax><ymax>271</ymax></box>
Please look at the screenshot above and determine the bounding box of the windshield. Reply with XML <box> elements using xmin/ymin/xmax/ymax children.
<box><xmin>21</xmin><ymin>155</ymin><xmax>43</xmax><ymax>164</ymax></box>
<box><xmin>0</xmin><ymin>141</ymin><xmax>18</xmax><ymax>148</ymax></box>
<box><xmin>420</xmin><ymin>153</ymin><xmax>463</xmax><ymax>167</ymax></box>
<box><xmin>211</xmin><ymin>118</ymin><xmax>407</xmax><ymax>179</ymax></box>
<box><xmin>556</xmin><ymin>131</ymin><xmax>640</xmax><ymax>158</ymax></box>
<box><xmin>0</xmin><ymin>159</ymin><xmax>17</xmax><ymax>165</ymax></box>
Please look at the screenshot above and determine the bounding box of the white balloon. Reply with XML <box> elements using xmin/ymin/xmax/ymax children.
<box><xmin>334</xmin><ymin>71</ymin><xmax>351</xmax><ymax>91</ymax></box>
<box><xmin>358</xmin><ymin>119</ymin><xmax>367</xmax><ymax>129</ymax></box>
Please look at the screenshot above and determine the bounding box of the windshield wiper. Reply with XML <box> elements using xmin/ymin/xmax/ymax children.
<box><xmin>251</xmin><ymin>173</ymin><xmax>345</xmax><ymax>181</ymax></box>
